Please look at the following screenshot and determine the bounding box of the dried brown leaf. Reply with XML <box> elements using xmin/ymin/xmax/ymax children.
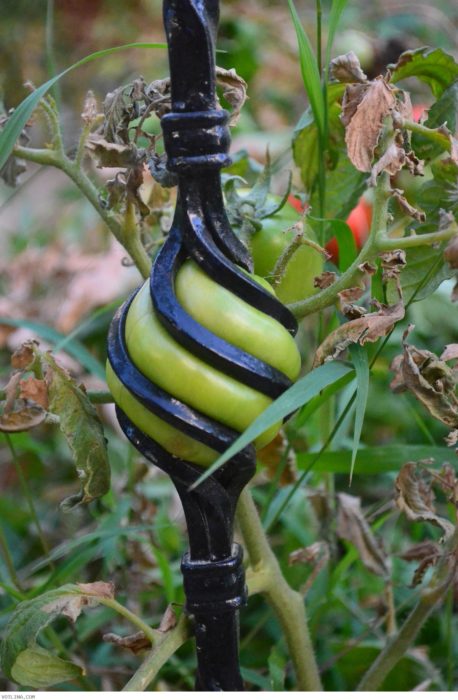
<box><xmin>216</xmin><ymin>67</ymin><xmax>248</xmax><ymax>126</ymax></box>
<box><xmin>19</xmin><ymin>377</ymin><xmax>48</xmax><ymax>410</ymax></box>
<box><xmin>395</xmin><ymin>462</ymin><xmax>454</xmax><ymax>540</ymax></box>
<box><xmin>390</xmin><ymin>331</ymin><xmax>458</xmax><ymax>429</ymax></box>
<box><xmin>289</xmin><ymin>541</ymin><xmax>330</xmax><ymax>595</ymax></box>
<box><xmin>257</xmin><ymin>430</ymin><xmax>297</xmax><ymax>485</ymax></box>
<box><xmin>445</xmin><ymin>429</ymin><xmax>458</xmax><ymax>447</ymax></box>
<box><xmin>370</xmin><ymin>140</ymin><xmax>406</xmax><ymax>184</ymax></box>
<box><xmin>342</xmin><ymin>77</ymin><xmax>396</xmax><ymax>172</ymax></box>
<box><xmin>103</xmin><ymin>631</ymin><xmax>151</xmax><ymax>655</ymax></box>
<box><xmin>158</xmin><ymin>605</ymin><xmax>177</xmax><ymax>633</ymax></box>
<box><xmin>41</xmin><ymin>581</ymin><xmax>114</xmax><ymax>623</ymax></box>
<box><xmin>2</xmin><ymin>372</ymin><xmax>22</xmax><ymax>412</ymax></box>
<box><xmin>313</xmin><ymin>271</ymin><xmax>337</xmax><ymax>290</ymax></box>
<box><xmin>337</xmin><ymin>493</ymin><xmax>390</xmax><ymax>578</ymax></box>
<box><xmin>0</xmin><ymin>405</ymin><xmax>46</xmax><ymax>433</ymax></box>
<box><xmin>314</xmin><ymin>300</ymin><xmax>404</xmax><ymax>366</ymax></box>
<box><xmin>330</xmin><ymin>52</ymin><xmax>368</xmax><ymax>83</ymax></box>
<box><xmin>441</xmin><ymin>345</ymin><xmax>458</xmax><ymax>363</ymax></box>
<box><xmin>391</xmin><ymin>190</ymin><xmax>426</xmax><ymax>222</ymax></box>
<box><xmin>81</xmin><ymin>90</ymin><xmax>99</xmax><ymax>125</ymax></box>
<box><xmin>11</xmin><ymin>341</ymin><xmax>39</xmax><ymax>370</ymax></box>
<box><xmin>86</xmin><ymin>136</ymin><xmax>142</xmax><ymax>169</ymax></box>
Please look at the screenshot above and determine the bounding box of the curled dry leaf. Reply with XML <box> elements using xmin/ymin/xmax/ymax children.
<box><xmin>441</xmin><ymin>344</ymin><xmax>458</xmax><ymax>363</ymax></box>
<box><xmin>0</xmin><ymin>405</ymin><xmax>46</xmax><ymax>433</ymax></box>
<box><xmin>86</xmin><ymin>136</ymin><xmax>142</xmax><ymax>169</ymax></box>
<box><xmin>330</xmin><ymin>52</ymin><xmax>368</xmax><ymax>84</ymax></box>
<box><xmin>11</xmin><ymin>340</ymin><xmax>39</xmax><ymax>370</ymax></box>
<box><xmin>390</xmin><ymin>329</ymin><xmax>458</xmax><ymax>429</ymax></box>
<box><xmin>395</xmin><ymin>462</ymin><xmax>455</xmax><ymax>541</ymax></box>
<box><xmin>216</xmin><ymin>67</ymin><xmax>248</xmax><ymax>126</ymax></box>
<box><xmin>19</xmin><ymin>377</ymin><xmax>48</xmax><ymax>410</ymax></box>
<box><xmin>391</xmin><ymin>189</ymin><xmax>426</xmax><ymax>222</ymax></box>
<box><xmin>256</xmin><ymin>430</ymin><xmax>297</xmax><ymax>485</ymax></box>
<box><xmin>370</xmin><ymin>138</ymin><xmax>406</xmax><ymax>184</ymax></box>
<box><xmin>342</xmin><ymin>77</ymin><xmax>396</xmax><ymax>172</ymax></box>
<box><xmin>337</xmin><ymin>493</ymin><xmax>390</xmax><ymax>578</ymax></box>
<box><xmin>445</xmin><ymin>429</ymin><xmax>458</xmax><ymax>447</ymax></box>
<box><xmin>42</xmin><ymin>581</ymin><xmax>115</xmax><ymax>623</ymax></box>
<box><xmin>103</xmin><ymin>631</ymin><xmax>151</xmax><ymax>655</ymax></box>
<box><xmin>313</xmin><ymin>300</ymin><xmax>405</xmax><ymax>366</ymax></box>
<box><xmin>400</xmin><ymin>541</ymin><xmax>442</xmax><ymax>587</ymax></box>
<box><xmin>289</xmin><ymin>541</ymin><xmax>330</xmax><ymax>595</ymax></box>
<box><xmin>81</xmin><ymin>90</ymin><xmax>99</xmax><ymax>125</ymax></box>
<box><xmin>158</xmin><ymin>605</ymin><xmax>178</xmax><ymax>633</ymax></box>
<box><xmin>313</xmin><ymin>271</ymin><xmax>337</xmax><ymax>290</ymax></box>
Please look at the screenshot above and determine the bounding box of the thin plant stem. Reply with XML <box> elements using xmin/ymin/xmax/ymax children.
<box><xmin>236</xmin><ymin>488</ymin><xmax>322</xmax><ymax>691</ymax></box>
<box><xmin>122</xmin><ymin>615</ymin><xmax>190</xmax><ymax>691</ymax></box>
<box><xmin>100</xmin><ymin>598</ymin><xmax>160</xmax><ymax>644</ymax></box>
<box><xmin>0</xmin><ymin>525</ymin><xmax>24</xmax><ymax>592</ymax></box>
<box><xmin>403</xmin><ymin>118</ymin><xmax>452</xmax><ymax>152</ymax></box>
<box><xmin>5</xmin><ymin>435</ymin><xmax>53</xmax><ymax>567</ymax></box>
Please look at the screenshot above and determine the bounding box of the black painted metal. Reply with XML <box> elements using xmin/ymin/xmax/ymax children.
<box><xmin>107</xmin><ymin>0</ymin><xmax>298</xmax><ymax>690</ymax></box>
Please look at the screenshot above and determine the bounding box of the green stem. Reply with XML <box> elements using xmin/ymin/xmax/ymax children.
<box><xmin>100</xmin><ymin>598</ymin><xmax>160</xmax><ymax>644</ymax></box>
<box><xmin>403</xmin><ymin>118</ymin><xmax>452</xmax><ymax>153</ymax></box>
<box><xmin>122</xmin><ymin>615</ymin><xmax>190</xmax><ymax>691</ymax></box>
<box><xmin>13</xmin><ymin>145</ymin><xmax>151</xmax><ymax>279</ymax></box>
<box><xmin>236</xmin><ymin>488</ymin><xmax>322</xmax><ymax>691</ymax></box>
<box><xmin>378</xmin><ymin>223</ymin><xmax>458</xmax><ymax>251</ymax></box>
<box><xmin>0</xmin><ymin>525</ymin><xmax>23</xmax><ymax>592</ymax></box>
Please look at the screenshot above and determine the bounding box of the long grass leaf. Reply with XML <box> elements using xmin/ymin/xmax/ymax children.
<box><xmin>325</xmin><ymin>0</ymin><xmax>349</xmax><ymax>71</ymax></box>
<box><xmin>192</xmin><ymin>361</ymin><xmax>352</xmax><ymax>488</ymax></box>
<box><xmin>349</xmin><ymin>344</ymin><xmax>370</xmax><ymax>484</ymax></box>
<box><xmin>288</xmin><ymin>0</ymin><xmax>325</xmax><ymax>138</ymax></box>
<box><xmin>0</xmin><ymin>42</ymin><xmax>166</xmax><ymax>171</ymax></box>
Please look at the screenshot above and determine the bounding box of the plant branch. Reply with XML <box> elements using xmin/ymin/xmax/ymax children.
<box><xmin>13</xmin><ymin>145</ymin><xmax>151</xmax><ymax>279</ymax></box>
<box><xmin>122</xmin><ymin>615</ymin><xmax>190</xmax><ymax>692</ymax></box>
<box><xmin>358</xmin><ymin>530</ymin><xmax>458</xmax><ymax>691</ymax></box>
<box><xmin>99</xmin><ymin>597</ymin><xmax>160</xmax><ymax>644</ymax></box>
<box><xmin>378</xmin><ymin>222</ymin><xmax>458</xmax><ymax>250</ymax></box>
<box><xmin>403</xmin><ymin>118</ymin><xmax>452</xmax><ymax>153</ymax></box>
<box><xmin>236</xmin><ymin>488</ymin><xmax>322</xmax><ymax>691</ymax></box>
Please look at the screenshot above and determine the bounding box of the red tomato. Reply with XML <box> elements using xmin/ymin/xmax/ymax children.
<box><xmin>287</xmin><ymin>195</ymin><xmax>372</xmax><ymax>265</ymax></box>
<box><xmin>412</xmin><ymin>104</ymin><xmax>428</xmax><ymax>122</ymax></box>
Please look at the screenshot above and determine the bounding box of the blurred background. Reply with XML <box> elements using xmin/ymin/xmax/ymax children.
<box><xmin>0</xmin><ymin>0</ymin><xmax>457</xmax><ymax>692</ymax></box>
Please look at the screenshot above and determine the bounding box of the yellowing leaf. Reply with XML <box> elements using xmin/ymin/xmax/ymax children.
<box><xmin>45</xmin><ymin>354</ymin><xmax>110</xmax><ymax>508</ymax></box>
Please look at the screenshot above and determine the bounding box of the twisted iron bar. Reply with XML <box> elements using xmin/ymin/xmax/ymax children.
<box><xmin>107</xmin><ymin>0</ymin><xmax>298</xmax><ymax>689</ymax></box>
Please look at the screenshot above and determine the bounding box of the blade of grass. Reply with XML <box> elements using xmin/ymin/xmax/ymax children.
<box><xmin>45</xmin><ymin>0</ymin><xmax>60</xmax><ymax>106</ymax></box>
<box><xmin>287</xmin><ymin>0</ymin><xmax>325</xmax><ymax>139</ymax></box>
<box><xmin>324</xmin><ymin>0</ymin><xmax>349</xmax><ymax>73</ymax></box>
<box><xmin>348</xmin><ymin>344</ymin><xmax>370</xmax><ymax>485</ymax></box>
<box><xmin>192</xmin><ymin>361</ymin><xmax>352</xmax><ymax>489</ymax></box>
<box><xmin>0</xmin><ymin>41</ymin><xmax>166</xmax><ymax>171</ymax></box>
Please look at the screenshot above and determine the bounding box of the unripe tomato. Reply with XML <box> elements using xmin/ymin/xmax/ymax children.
<box><xmin>248</xmin><ymin>195</ymin><xmax>324</xmax><ymax>304</ymax></box>
<box><xmin>107</xmin><ymin>259</ymin><xmax>301</xmax><ymax>468</ymax></box>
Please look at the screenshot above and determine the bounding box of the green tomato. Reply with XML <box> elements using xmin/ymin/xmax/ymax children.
<box><xmin>249</xmin><ymin>199</ymin><xmax>323</xmax><ymax>305</ymax></box>
<box><xmin>107</xmin><ymin>259</ymin><xmax>301</xmax><ymax>468</ymax></box>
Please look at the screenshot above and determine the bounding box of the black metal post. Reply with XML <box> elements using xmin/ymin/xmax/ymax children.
<box><xmin>107</xmin><ymin>0</ymin><xmax>298</xmax><ymax>690</ymax></box>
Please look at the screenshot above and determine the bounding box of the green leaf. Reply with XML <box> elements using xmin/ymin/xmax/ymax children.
<box><xmin>389</xmin><ymin>47</ymin><xmax>458</xmax><ymax>99</ymax></box>
<box><xmin>1</xmin><ymin>583</ymin><xmax>114</xmax><ymax>688</ymax></box>
<box><xmin>46</xmin><ymin>355</ymin><xmax>110</xmax><ymax>508</ymax></box>
<box><xmin>386</xmin><ymin>245</ymin><xmax>453</xmax><ymax>305</ymax></box>
<box><xmin>0</xmin><ymin>42</ymin><xmax>166</xmax><ymax>171</ymax></box>
<box><xmin>297</xmin><ymin>445</ymin><xmax>455</xmax><ymax>474</ymax></box>
<box><xmin>293</xmin><ymin>82</ymin><xmax>345</xmax><ymax>193</ymax></box>
<box><xmin>288</xmin><ymin>0</ymin><xmax>325</xmax><ymax>139</ymax></box>
<box><xmin>412</xmin><ymin>82</ymin><xmax>458</xmax><ymax>161</ymax></box>
<box><xmin>0</xmin><ymin>317</ymin><xmax>105</xmax><ymax>379</ymax></box>
<box><xmin>193</xmin><ymin>361</ymin><xmax>352</xmax><ymax>487</ymax></box>
<box><xmin>417</xmin><ymin>158</ymin><xmax>458</xmax><ymax>233</ymax></box>
<box><xmin>294</xmin><ymin>369</ymin><xmax>355</xmax><ymax>427</ymax></box>
<box><xmin>349</xmin><ymin>345</ymin><xmax>370</xmax><ymax>483</ymax></box>
<box><xmin>11</xmin><ymin>645</ymin><xmax>82</xmax><ymax>688</ymax></box>
<box><xmin>268</xmin><ymin>645</ymin><xmax>286</xmax><ymax>691</ymax></box>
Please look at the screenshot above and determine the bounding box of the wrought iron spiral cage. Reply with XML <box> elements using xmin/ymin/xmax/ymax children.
<box><xmin>107</xmin><ymin>0</ymin><xmax>298</xmax><ymax>690</ymax></box>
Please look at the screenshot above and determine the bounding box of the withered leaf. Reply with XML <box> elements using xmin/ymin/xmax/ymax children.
<box><xmin>330</xmin><ymin>52</ymin><xmax>368</xmax><ymax>84</ymax></box>
<box><xmin>0</xmin><ymin>405</ymin><xmax>46</xmax><ymax>433</ymax></box>
<box><xmin>337</xmin><ymin>493</ymin><xmax>390</xmax><ymax>578</ymax></box>
<box><xmin>81</xmin><ymin>90</ymin><xmax>99</xmax><ymax>125</ymax></box>
<box><xmin>390</xmin><ymin>331</ymin><xmax>458</xmax><ymax>429</ymax></box>
<box><xmin>314</xmin><ymin>271</ymin><xmax>337</xmax><ymax>290</ymax></box>
<box><xmin>86</xmin><ymin>137</ymin><xmax>142</xmax><ymax>169</ymax></box>
<box><xmin>103</xmin><ymin>631</ymin><xmax>151</xmax><ymax>655</ymax></box>
<box><xmin>401</xmin><ymin>540</ymin><xmax>441</xmax><ymax>588</ymax></box>
<box><xmin>441</xmin><ymin>345</ymin><xmax>458</xmax><ymax>363</ymax></box>
<box><xmin>370</xmin><ymin>139</ymin><xmax>406</xmax><ymax>184</ymax></box>
<box><xmin>445</xmin><ymin>429</ymin><xmax>458</xmax><ymax>447</ymax></box>
<box><xmin>19</xmin><ymin>377</ymin><xmax>48</xmax><ymax>410</ymax></box>
<box><xmin>11</xmin><ymin>340</ymin><xmax>39</xmax><ymax>370</ymax></box>
<box><xmin>41</xmin><ymin>581</ymin><xmax>114</xmax><ymax>623</ymax></box>
<box><xmin>342</xmin><ymin>77</ymin><xmax>396</xmax><ymax>172</ymax></box>
<box><xmin>289</xmin><ymin>541</ymin><xmax>330</xmax><ymax>595</ymax></box>
<box><xmin>216</xmin><ymin>67</ymin><xmax>248</xmax><ymax>127</ymax></box>
<box><xmin>391</xmin><ymin>189</ymin><xmax>426</xmax><ymax>222</ymax></box>
<box><xmin>46</xmin><ymin>354</ymin><xmax>110</xmax><ymax>508</ymax></box>
<box><xmin>314</xmin><ymin>300</ymin><xmax>405</xmax><ymax>366</ymax></box>
<box><xmin>158</xmin><ymin>605</ymin><xmax>177</xmax><ymax>633</ymax></box>
<box><xmin>257</xmin><ymin>430</ymin><xmax>297</xmax><ymax>485</ymax></box>
<box><xmin>395</xmin><ymin>462</ymin><xmax>454</xmax><ymax>540</ymax></box>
